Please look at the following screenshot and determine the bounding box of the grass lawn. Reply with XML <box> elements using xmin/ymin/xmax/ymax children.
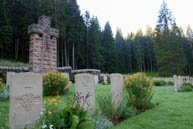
<box><xmin>0</xmin><ymin>85</ymin><xmax>193</xmax><ymax>129</ymax></box>
<box><xmin>0</xmin><ymin>59</ymin><xmax>28</xmax><ymax>67</ymax></box>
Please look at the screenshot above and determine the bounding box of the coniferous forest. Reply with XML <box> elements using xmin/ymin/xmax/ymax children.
<box><xmin>0</xmin><ymin>0</ymin><xmax>193</xmax><ymax>76</ymax></box>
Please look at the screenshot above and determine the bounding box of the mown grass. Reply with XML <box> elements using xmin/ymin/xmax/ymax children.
<box><xmin>0</xmin><ymin>85</ymin><xmax>193</xmax><ymax>129</ymax></box>
<box><xmin>0</xmin><ymin>59</ymin><xmax>28</xmax><ymax>67</ymax></box>
<box><xmin>112</xmin><ymin>86</ymin><xmax>193</xmax><ymax>129</ymax></box>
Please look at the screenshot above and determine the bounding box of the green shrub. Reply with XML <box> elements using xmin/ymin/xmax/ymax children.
<box><xmin>160</xmin><ymin>80</ymin><xmax>166</xmax><ymax>86</ymax></box>
<box><xmin>154</xmin><ymin>80</ymin><xmax>162</xmax><ymax>86</ymax></box>
<box><xmin>124</xmin><ymin>73</ymin><xmax>154</xmax><ymax>112</ymax></box>
<box><xmin>0</xmin><ymin>78</ymin><xmax>4</xmax><ymax>87</ymax></box>
<box><xmin>101</xmin><ymin>82</ymin><xmax>106</xmax><ymax>85</ymax></box>
<box><xmin>97</xmin><ymin>94</ymin><xmax>137</xmax><ymax>123</ymax></box>
<box><xmin>43</xmin><ymin>71</ymin><xmax>69</xmax><ymax>96</ymax></box>
<box><xmin>178</xmin><ymin>83</ymin><xmax>193</xmax><ymax>92</ymax></box>
<box><xmin>95</xmin><ymin>113</ymin><xmax>113</xmax><ymax>129</ymax></box>
<box><xmin>0</xmin><ymin>78</ymin><xmax>8</xmax><ymax>101</ymax></box>
<box><xmin>167</xmin><ymin>81</ymin><xmax>174</xmax><ymax>86</ymax></box>
<box><xmin>33</xmin><ymin>95</ymin><xmax>94</xmax><ymax>129</ymax></box>
<box><xmin>154</xmin><ymin>80</ymin><xmax>166</xmax><ymax>86</ymax></box>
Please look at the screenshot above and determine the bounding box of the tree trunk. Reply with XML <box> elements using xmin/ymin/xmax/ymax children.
<box><xmin>86</xmin><ymin>26</ymin><xmax>88</xmax><ymax>68</ymax></box>
<box><xmin>64</xmin><ymin>35</ymin><xmax>67</xmax><ymax>66</ymax></box>
<box><xmin>72</xmin><ymin>42</ymin><xmax>75</xmax><ymax>70</ymax></box>
<box><xmin>15</xmin><ymin>38</ymin><xmax>19</xmax><ymax>60</ymax></box>
<box><xmin>61</xmin><ymin>39</ymin><xmax>64</xmax><ymax>66</ymax></box>
<box><xmin>57</xmin><ymin>40</ymin><xmax>59</xmax><ymax>67</ymax></box>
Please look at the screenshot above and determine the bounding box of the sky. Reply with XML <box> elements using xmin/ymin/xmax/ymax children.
<box><xmin>77</xmin><ymin>0</ymin><xmax>193</xmax><ymax>37</ymax></box>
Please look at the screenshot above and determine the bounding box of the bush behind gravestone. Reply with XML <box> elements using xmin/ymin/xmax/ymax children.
<box><xmin>97</xmin><ymin>94</ymin><xmax>137</xmax><ymax>125</ymax></box>
<box><xmin>178</xmin><ymin>83</ymin><xmax>193</xmax><ymax>92</ymax></box>
<box><xmin>0</xmin><ymin>78</ymin><xmax>9</xmax><ymax>101</ymax></box>
<box><xmin>154</xmin><ymin>80</ymin><xmax>166</xmax><ymax>86</ymax></box>
<box><xmin>43</xmin><ymin>71</ymin><xmax>69</xmax><ymax>96</ymax></box>
<box><xmin>124</xmin><ymin>73</ymin><xmax>154</xmax><ymax>112</ymax></box>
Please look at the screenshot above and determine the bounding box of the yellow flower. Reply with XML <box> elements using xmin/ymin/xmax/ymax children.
<box><xmin>56</xmin><ymin>96</ymin><xmax>60</xmax><ymax>99</ymax></box>
<box><xmin>43</xmin><ymin>100</ymin><xmax>47</xmax><ymax>105</ymax></box>
<box><xmin>48</xmin><ymin>111</ymin><xmax>52</xmax><ymax>115</ymax></box>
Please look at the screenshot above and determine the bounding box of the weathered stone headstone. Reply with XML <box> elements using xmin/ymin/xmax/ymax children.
<box><xmin>28</xmin><ymin>16</ymin><xmax>59</xmax><ymax>73</ymax></box>
<box><xmin>9</xmin><ymin>72</ymin><xmax>42</xmax><ymax>129</ymax></box>
<box><xmin>103</xmin><ymin>74</ymin><xmax>108</xmax><ymax>84</ymax></box>
<box><xmin>6</xmin><ymin>72</ymin><xmax>15</xmax><ymax>86</ymax></box>
<box><xmin>174</xmin><ymin>75</ymin><xmax>185</xmax><ymax>92</ymax></box>
<box><xmin>110</xmin><ymin>74</ymin><xmax>124</xmax><ymax>106</ymax></box>
<box><xmin>94</xmin><ymin>74</ymin><xmax>99</xmax><ymax>85</ymax></box>
<box><xmin>75</xmin><ymin>73</ymin><xmax>95</xmax><ymax>113</ymax></box>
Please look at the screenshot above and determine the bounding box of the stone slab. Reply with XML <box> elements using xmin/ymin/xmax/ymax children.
<box><xmin>110</xmin><ymin>74</ymin><xmax>124</xmax><ymax>106</ymax></box>
<box><xmin>75</xmin><ymin>73</ymin><xmax>95</xmax><ymax>113</ymax></box>
<box><xmin>9</xmin><ymin>72</ymin><xmax>42</xmax><ymax>129</ymax></box>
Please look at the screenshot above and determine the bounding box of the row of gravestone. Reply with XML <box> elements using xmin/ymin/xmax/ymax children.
<box><xmin>173</xmin><ymin>75</ymin><xmax>193</xmax><ymax>92</ymax></box>
<box><xmin>152</xmin><ymin>77</ymin><xmax>174</xmax><ymax>83</ymax></box>
<box><xmin>7</xmin><ymin>72</ymin><xmax>124</xmax><ymax>129</ymax></box>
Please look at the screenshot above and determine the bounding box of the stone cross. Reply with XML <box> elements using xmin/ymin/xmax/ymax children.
<box><xmin>28</xmin><ymin>15</ymin><xmax>59</xmax><ymax>73</ymax></box>
<box><xmin>110</xmin><ymin>74</ymin><xmax>124</xmax><ymax>106</ymax></box>
<box><xmin>75</xmin><ymin>73</ymin><xmax>95</xmax><ymax>113</ymax></box>
<box><xmin>9</xmin><ymin>72</ymin><xmax>42</xmax><ymax>129</ymax></box>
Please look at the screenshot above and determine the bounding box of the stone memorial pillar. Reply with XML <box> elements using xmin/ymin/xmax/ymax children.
<box><xmin>75</xmin><ymin>73</ymin><xmax>95</xmax><ymax>113</ymax></box>
<box><xmin>110</xmin><ymin>74</ymin><xmax>124</xmax><ymax>106</ymax></box>
<box><xmin>9</xmin><ymin>72</ymin><xmax>42</xmax><ymax>129</ymax></box>
<box><xmin>28</xmin><ymin>16</ymin><xmax>59</xmax><ymax>73</ymax></box>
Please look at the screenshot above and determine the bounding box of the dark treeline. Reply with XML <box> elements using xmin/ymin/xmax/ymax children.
<box><xmin>0</xmin><ymin>0</ymin><xmax>193</xmax><ymax>76</ymax></box>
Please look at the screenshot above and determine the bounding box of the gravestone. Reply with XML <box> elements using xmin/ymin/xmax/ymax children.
<box><xmin>9</xmin><ymin>72</ymin><xmax>42</xmax><ymax>129</ymax></box>
<box><xmin>75</xmin><ymin>73</ymin><xmax>95</xmax><ymax>113</ymax></box>
<box><xmin>103</xmin><ymin>75</ymin><xmax>108</xmax><ymax>84</ymax></box>
<box><xmin>28</xmin><ymin>16</ymin><xmax>59</xmax><ymax>73</ymax></box>
<box><xmin>94</xmin><ymin>75</ymin><xmax>99</xmax><ymax>85</ymax></box>
<box><xmin>110</xmin><ymin>74</ymin><xmax>124</xmax><ymax>106</ymax></box>
<box><xmin>6</xmin><ymin>72</ymin><xmax>15</xmax><ymax>86</ymax></box>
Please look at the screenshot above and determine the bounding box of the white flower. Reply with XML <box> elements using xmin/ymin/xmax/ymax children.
<box><xmin>42</xmin><ymin>125</ymin><xmax>47</xmax><ymax>128</ymax></box>
<box><xmin>49</xmin><ymin>125</ymin><xmax>54</xmax><ymax>129</ymax></box>
<box><xmin>40</xmin><ymin>112</ymin><xmax>43</xmax><ymax>115</ymax></box>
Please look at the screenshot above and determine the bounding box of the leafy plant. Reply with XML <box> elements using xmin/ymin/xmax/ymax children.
<box><xmin>167</xmin><ymin>81</ymin><xmax>174</xmax><ymax>86</ymax></box>
<box><xmin>94</xmin><ymin>112</ymin><xmax>113</xmax><ymax>129</ymax></box>
<box><xmin>154</xmin><ymin>80</ymin><xmax>166</xmax><ymax>86</ymax></box>
<box><xmin>178</xmin><ymin>83</ymin><xmax>193</xmax><ymax>92</ymax></box>
<box><xmin>97</xmin><ymin>94</ymin><xmax>137</xmax><ymax>124</ymax></box>
<box><xmin>43</xmin><ymin>71</ymin><xmax>69</xmax><ymax>96</ymax></box>
<box><xmin>0</xmin><ymin>78</ymin><xmax>9</xmax><ymax>101</ymax></box>
<box><xmin>33</xmin><ymin>93</ymin><xmax>94</xmax><ymax>129</ymax></box>
<box><xmin>60</xmin><ymin>106</ymin><xmax>94</xmax><ymax>129</ymax></box>
<box><xmin>153</xmin><ymin>80</ymin><xmax>162</xmax><ymax>86</ymax></box>
<box><xmin>124</xmin><ymin>73</ymin><xmax>155</xmax><ymax>112</ymax></box>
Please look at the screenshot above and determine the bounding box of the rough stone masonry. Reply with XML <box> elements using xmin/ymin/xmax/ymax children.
<box><xmin>28</xmin><ymin>16</ymin><xmax>59</xmax><ymax>73</ymax></box>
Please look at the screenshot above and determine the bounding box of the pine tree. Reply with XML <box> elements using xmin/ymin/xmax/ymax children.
<box><xmin>101</xmin><ymin>22</ymin><xmax>116</xmax><ymax>73</ymax></box>
<box><xmin>115</xmin><ymin>29</ymin><xmax>127</xmax><ymax>73</ymax></box>
<box><xmin>155</xmin><ymin>0</ymin><xmax>186</xmax><ymax>76</ymax></box>
<box><xmin>87</xmin><ymin>17</ymin><xmax>104</xmax><ymax>69</ymax></box>
<box><xmin>0</xmin><ymin>0</ymin><xmax>13</xmax><ymax>58</ymax></box>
